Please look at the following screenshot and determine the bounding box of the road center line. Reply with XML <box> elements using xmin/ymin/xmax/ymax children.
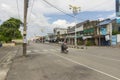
<box><xmin>51</xmin><ymin>52</ymin><xmax>120</xmax><ymax>80</ymax></box>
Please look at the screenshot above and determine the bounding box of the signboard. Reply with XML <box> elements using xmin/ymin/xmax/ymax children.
<box><xmin>111</xmin><ymin>35</ymin><xmax>117</xmax><ymax>45</ymax></box>
<box><xmin>116</xmin><ymin>0</ymin><xmax>120</xmax><ymax>17</ymax></box>
<box><xmin>82</xmin><ymin>36</ymin><xmax>92</xmax><ymax>40</ymax></box>
<box><xmin>117</xmin><ymin>34</ymin><xmax>120</xmax><ymax>42</ymax></box>
<box><xmin>105</xmin><ymin>35</ymin><xmax>110</xmax><ymax>41</ymax></box>
<box><xmin>100</xmin><ymin>28</ymin><xmax>107</xmax><ymax>35</ymax></box>
<box><xmin>116</xmin><ymin>17</ymin><xmax>120</xmax><ymax>24</ymax></box>
<box><xmin>23</xmin><ymin>36</ymin><xmax>27</xmax><ymax>43</ymax></box>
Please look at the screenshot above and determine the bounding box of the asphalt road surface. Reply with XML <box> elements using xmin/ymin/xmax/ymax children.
<box><xmin>6</xmin><ymin>43</ymin><xmax>120</xmax><ymax>80</ymax></box>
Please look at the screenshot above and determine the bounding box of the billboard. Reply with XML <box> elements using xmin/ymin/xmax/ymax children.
<box><xmin>116</xmin><ymin>0</ymin><xmax>120</xmax><ymax>17</ymax></box>
<box><xmin>100</xmin><ymin>28</ymin><xmax>107</xmax><ymax>35</ymax></box>
<box><xmin>111</xmin><ymin>35</ymin><xmax>117</xmax><ymax>45</ymax></box>
<box><xmin>116</xmin><ymin>17</ymin><xmax>120</xmax><ymax>23</ymax></box>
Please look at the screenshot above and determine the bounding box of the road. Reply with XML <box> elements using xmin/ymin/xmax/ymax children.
<box><xmin>0</xmin><ymin>46</ymin><xmax>19</xmax><ymax>80</ymax></box>
<box><xmin>6</xmin><ymin>43</ymin><xmax>120</xmax><ymax>80</ymax></box>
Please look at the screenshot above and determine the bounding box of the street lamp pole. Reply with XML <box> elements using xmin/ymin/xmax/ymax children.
<box><xmin>69</xmin><ymin>5</ymin><xmax>80</xmax><ymax>46</ymax></box>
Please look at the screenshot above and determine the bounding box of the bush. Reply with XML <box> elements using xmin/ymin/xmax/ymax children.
<box><xmin>78</xmin><ymin>41</ymin><xmax>84</xmax><ymax>45</ymax></box>
<box><xmin>112</xmin><ymin>31</ymin><xmax>120</xmax><ymax>35</ymax></box>
<box><xmin>86</xmin><ymin>40</ymin><xmax>94</xmax><ymax>46</ymax></box>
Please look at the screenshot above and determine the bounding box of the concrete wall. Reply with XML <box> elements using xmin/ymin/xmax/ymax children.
<box><xmin>2</xmin><ymin>43</ymin><xmax>15</xmax><ymax>47</ymax></box>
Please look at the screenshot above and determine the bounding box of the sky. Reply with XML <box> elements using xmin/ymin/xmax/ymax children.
<box><xmin>0</xmin><ymin>0</ymin><xmax>116</xmax><ymax>39</ymax></box>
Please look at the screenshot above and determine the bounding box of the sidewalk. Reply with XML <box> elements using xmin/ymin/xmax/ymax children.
<box><xmin>0</xmin><ymin>46</ymin><xmax>20</xmax><ymax>80</ymax></box>
<box><xmin>6</xmin><ymin>46</ymin><xmax>59</xmax><ymax>80</ymax></box>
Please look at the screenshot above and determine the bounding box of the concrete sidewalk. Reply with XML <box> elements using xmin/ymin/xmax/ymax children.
<box><xmin>6</xmin><ymin>46</ymin><xmax>55</xmax><ymax>80</ymax></box>
<box><xmin>0</xmin><ymin>46</ymin><xmax>20</xmax><ymax>80</ymax></box>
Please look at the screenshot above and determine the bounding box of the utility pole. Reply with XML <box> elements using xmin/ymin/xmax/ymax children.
<box><xmin>23</xmin><ymin>0</ymin><xmax>29</xmax><ymax>56</ymax></box>
<box><xmin>99</xmin><ymin>27</ymin><xmax>101</xmax><ymax>46</ymax></box>
<box><xmin>109</xmin><ymin>23</ymin><xmax>112</xmax><ymax>46</ymax></box>
<box><xmin>69</xmin><ymin>5</ymin><xmax>80</xmax><ymax>46</ymax></box>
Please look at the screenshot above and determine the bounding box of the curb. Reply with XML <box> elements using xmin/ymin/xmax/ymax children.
<box><xmin>43</xmin><ymin>43</ymin><xmax>120</xmax><ymax>49</ymax></box>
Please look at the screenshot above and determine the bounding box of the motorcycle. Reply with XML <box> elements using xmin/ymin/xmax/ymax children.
<box><xmin>63</xmin><ymin>48</ymin><xmax>68</xmax><ymax>54</ymax></box>
<box><xmin>61</xmin><ymin>45</ymin><xmax>68</xmax><ymax>54</ymax></box>
<box><xmin>61</xmin><ymin>43</ymin><xmax>68</xmax><ymax>54</ymax></box>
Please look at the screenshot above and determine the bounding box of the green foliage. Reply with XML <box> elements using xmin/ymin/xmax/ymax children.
<box><xmin>86</xmin><ymin>40</ymin><xmax>94</xmax><ymax>46</ymax></box>
<box><xmin>112</xmin><ymin>31</ymin><xmax>120</xmax><ymax>35</ymax></box>
<box><xmin>0</xmin><ymin>17</ymin><xmax>22</xmax><ymax>42</ymax></box>
<box><xmin>78</xmin><ymin>41</ymin><xmax>84</xmax><ymax>45</ymax></box>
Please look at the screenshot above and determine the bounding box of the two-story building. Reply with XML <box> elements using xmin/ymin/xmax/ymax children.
<box><xmin>67</xmin><ymin>20</ymin><xmax>88</xmax><ymax>45</ymax></box>
<box><xmin>53</xmin><ymin>28</ymin><xmax>67</xmax><ymax>42</ymax></box>
<box><xmin>46</xmin><ymin>33</ymin><xmax>56</xmax><ymax>43</ymax></box>
<box><xmin>83</xmin><ymin>20</ymin><xmax>99</xmax><ymax>45</ymax></box>
<box><xmin>96</xmin><ymin>19</ymin><xmax>117</xmax><ymax>46</ymax></box>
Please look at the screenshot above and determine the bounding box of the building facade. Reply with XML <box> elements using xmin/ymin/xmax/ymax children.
<box><xmin>50</xmin><ymin>18</ymin><xmax>120</xmax><ymax>46</ymax></box>
<box><xmin>53</xmin><ymin>28</ymin><xmax>67</xmax><ymax>42</ymax></box>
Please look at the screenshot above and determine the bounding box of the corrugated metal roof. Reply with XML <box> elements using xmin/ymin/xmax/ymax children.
<box><xmin>97</xmin><ymin>19</ymin><xmax>113</xmax><ymax>26</ymax></box>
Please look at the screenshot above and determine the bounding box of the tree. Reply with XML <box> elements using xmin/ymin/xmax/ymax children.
<box><xmin>0</xmin><ymin>17</ymin><xmax>22</xmax><ymax>42</ymax></box>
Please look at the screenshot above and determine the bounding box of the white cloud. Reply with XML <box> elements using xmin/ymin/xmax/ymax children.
<box><xmin>52</xmin><ymin>19</ymin><xmax>75</xmax><ymax>28</ymax></box>
<box><xmin>52</xmin><ymin>20</ymin><xmax>68</xmax><ymax>27</ymax></box>
<box><xmin>98</xmin><ymin>17</ymin><xmax>104</xmax><ymax>21</ymax></box>
<box><xmin>0</xmin><ymin>0</ymin><xmax>115</xmax><ymax>39</ymax></box>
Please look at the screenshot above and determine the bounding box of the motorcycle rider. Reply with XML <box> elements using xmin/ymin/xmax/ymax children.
<box><xmin>61</xmin><ymin>42</ymin><xmax>68</xmax><ymax>53</ymax></box>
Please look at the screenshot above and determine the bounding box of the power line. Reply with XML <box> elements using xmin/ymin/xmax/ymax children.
<box><xmin>43</xmin><ymin>0</ymin><xmax>74</xmax><ymax>18</ymax></box>
<box><xmin>16</xmin><ymin>0</ymin><xmax>21</xmax><ymax>19</ymax></box>
<box><xmin>28</xmin><ymin>0</ymin><xmax>35</xmax><ymax>23</ymax></box>
<box><xmin>42</xmin><ymin>0</ymin><xmax>87</xmax><ymax>21</ymax></box>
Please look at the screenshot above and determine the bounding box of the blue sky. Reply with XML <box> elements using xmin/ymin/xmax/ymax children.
<box><xmin>0</xmin><ymin>0</ymin><xmax>116</xmax><ymax>39</ymax></box>
<box><xmin>45</xmin><ymin>11</ymin><xmax>115</xmax><ymax>24</ymax></box>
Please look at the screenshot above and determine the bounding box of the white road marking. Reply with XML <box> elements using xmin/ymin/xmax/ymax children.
<box><xmin>83</xmin><ymin>53</ymin><xmax>120</xmax><ymax>62</ymax></box>
<box><xmin>51</xmin><ymin>52</ymin><xmax>120</xmax><ymax>80</ymax></box>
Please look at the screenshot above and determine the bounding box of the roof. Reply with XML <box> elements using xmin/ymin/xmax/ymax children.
<box><xmin>97</xmin><ymin>19</ymin><xmax>114</xmax><ymax>26</ymax></box>
<box><xmin>76</xmin><ymin>20</ymin><xmax>88</xmax><ymax>28</ymax></box>
<box><xmin>68</xmin><ymin>20</ymin><xmax>89</xmax><ymax>29</ymax></box>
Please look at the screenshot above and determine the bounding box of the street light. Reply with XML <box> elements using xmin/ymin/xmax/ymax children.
<box><xmin>69</xmin><ymin>5</ymin><xmax>80</xmax><ymax>46</ymax></box>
